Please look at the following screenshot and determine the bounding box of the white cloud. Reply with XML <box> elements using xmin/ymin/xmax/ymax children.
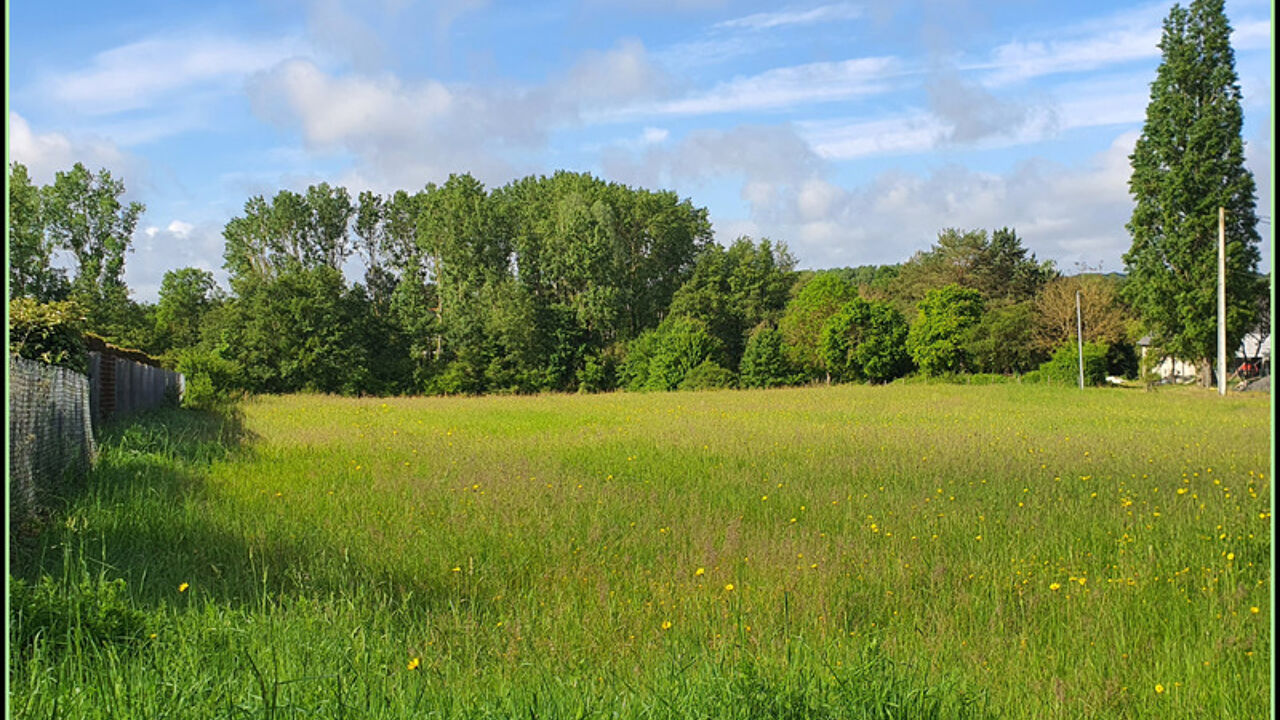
<box><xmin>639</xmin><ymin>124</ymin><xmax>1145</xmax><ymax>271</ymax></box>
<box><xmin>561</xmin><ymin>38</ymin><xmax>671</xmax><ymax>106</ymax></box>
<box><xmin>796</xmin><ymin>70</ymin><xmax>1154</xmax><ymax>162</ymax></box>
<box><xmin>983</xmin><ymin>27</ymin><xmax>1161</xmax><ymax>85</ymax></box>
<box><xmin>8</xmin><ymin>111</ymin><xmax>138</xmax><ymax>185</ymax></box>
<box><xmin>714</xmin><ymin>2</ymin><xmax>863</xmax><ymax>30</ymax></box>
<box><xmin>639</xmin><ymin>128</ymin><xmax>668</xmax><ymax>146</ymax></box>
<box><xmin>601</xmin><ymin>124</ymin><xmax>823</xmax><ymax>198</ymax></box>
<box><xmin>243</xmin><ymin>38</ymin><xmax>678</xmax><ymax>190</ymax></box>
<box><xmin>799</xmin><ymin>113</ymin><xmax>943</xmax><ymax>160</ymax></box>
<box><xmin>978</xmin><ymin>3</ymin><xmax>1270</xmax><ymax>86</ymax></box>
<box><xmin>781</xmin><ymin>131</ymin><xmax>1143</xmax><ymax>271</ymax></box>
<box><xmin>127</xmin><ymin>219</ymin><xmax>228</xmax><ymax>302</ymax></box>
<box><xmin>926</xmin><ymin>68</ymin><xmax>1059</xmax><ymax>144</ymax></box>
<box><xmin>1230</xmin><ymin>18</ymin><xmax>1272</xmax><ymax>51</ymax></box>
<box><xmin>46</xmin><ymin>34</ymin><xmax>306</xmax><ymax>115</ymax></box>
<box><xmin>595</xmin><ymin>56</ymin><xmax>900</xmax><ymax>121</ymax></box>
<box><xmin>249</xmin><ymin>59</ymin><xmax>456</xmax><ymax>147</ymax></box>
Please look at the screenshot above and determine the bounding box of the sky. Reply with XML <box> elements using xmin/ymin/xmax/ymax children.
<box><xmin>6</xmin><ymin>0</ymin><xmax>1274</xmax><ymax>303</ymax></box>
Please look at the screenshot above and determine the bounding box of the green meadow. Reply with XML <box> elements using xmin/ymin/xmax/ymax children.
<box><xmin>9</xmin><ymin>384</ymin><xmax>1271</xmax><ymax>719</ymax></box>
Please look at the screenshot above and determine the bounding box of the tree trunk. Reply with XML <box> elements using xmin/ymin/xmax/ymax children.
<box><xmin>1200</xmin><ymin>357</ymin><xmax>1214</xmax><ymax>388</ymax></box>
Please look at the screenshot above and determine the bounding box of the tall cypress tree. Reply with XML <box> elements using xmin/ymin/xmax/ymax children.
<box><xmin>1123</xmin><ymin>0</ymin><xmax>1262</xmax><ymax>386</ymax></box>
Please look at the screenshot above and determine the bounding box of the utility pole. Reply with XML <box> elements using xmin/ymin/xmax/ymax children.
<box><xmin>1076</xmin><ymin>290</ymin><xmax>1085</xmax><ymax>390</ymax></box>
<box><xmin>1218</xmin><ymin>207</ymin><xmax>1226</xmax><ymax>396</ymax></box>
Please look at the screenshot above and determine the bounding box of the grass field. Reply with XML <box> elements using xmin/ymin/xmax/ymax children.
<box><xmin>9</xmin><ymin>383</ymin><xmax>1272</xmax><ymax>718</ymax></box>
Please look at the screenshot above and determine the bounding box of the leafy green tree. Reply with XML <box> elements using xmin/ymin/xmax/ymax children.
<box><xmin>40</xmin><ymin>163</ymin><xmax>144</xmax><ymax>328</ymax></box>
<box><xmin>819</xmin><ymin>298</ymin><xmax>912</xmax><ymax>384</ymax></box>
<box><xmin>8</xmin><ymin>163</ymin><xmax>68</xmax><ymax>301</ymax></box>
<box><xmin>492</xmin><ymin>171</ymin><xmax>712</xmax><ymax>387</ymax></box>
<box><xmin>619</xmin><ymin>316</ymin><xmax>723</xmax><ymax>392</ymax></box>
<box><xmin>889</xmin><ymin>227</ymin><xmax>1055</xmax><ymax>312</ymax></box>
<box><xmin>778</xmin><ymin>272</ymin><xmax>858</xmax><ymax>381</ymax></box>
<box><xmin>964</xmin><ymin>301</ymin><xmax>1045</xmax><ymax>375</ymax></box>
<box><xmin>1123</xmin><ymin>0</ymin><xmax>1262</xmax><ymax>386</ymax></box>
<box><xmin>216</xmin><ymin>267</ymin><xmax>371</xmax><ymax>394</ymax></box>
<box><xmin>739</xmin><ymin>324</ymin><xmax>794</xmax><ymax>389</ymax></box>
<box><xmin>222</xmin><ymin>183</ymin><xmax>355</xmax><ymax>289</ymax></box>
<box><xmin>667</xmin><ymin>237</ymin><xmax>796</xmax><ymax>370</ymax></box>
<box><xmin>154</xmin><ymin>268</ymin><xmax>222</xmax><ymax>354</ymax></box>
<box><xmin>645</xmin><ymin>316</ymin><xmax>724</xmax><ymax>391</ymax></box>
<box><xmin>906</xmin><ymin>284</ymin><xmax>985</xmax><ymax>376</ymax></box>
<box><xmin>417</xmin><ymin>174</ymin><xmax>510</xmax><ymax>368</ymax></box>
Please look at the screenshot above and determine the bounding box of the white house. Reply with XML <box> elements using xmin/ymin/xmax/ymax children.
<box><xmin>1137</xmin><ymin>331</ymin><xmax>1270</xmax><ymax>382</ymax></box>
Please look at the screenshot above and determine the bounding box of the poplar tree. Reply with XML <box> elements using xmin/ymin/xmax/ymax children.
<box><xmin>1122</xmin><ymin>0</ymin><xmax>1262</xmax><ymax>386</ymax></box>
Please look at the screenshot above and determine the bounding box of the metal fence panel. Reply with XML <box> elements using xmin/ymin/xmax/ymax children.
<box><xmin>8</xmin><ymin>355</ymin><xmax>97</xmax><ymax>527</ymax></box>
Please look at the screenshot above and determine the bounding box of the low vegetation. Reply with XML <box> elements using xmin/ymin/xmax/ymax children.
<box><xmin>10</xmin><ymin>385</ymin><xmax>1270</xmax><ymax>718</ymax></box>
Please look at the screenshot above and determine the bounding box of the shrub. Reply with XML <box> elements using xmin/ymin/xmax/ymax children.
<box><xmin>619</xmin><ymin>330</ymin><xmax>661</xmax><ymax>392</ymax></box>
<box><xmin>8</xmin><ymin>298</ymin><xmax>88</xmax><ymax>373</ymax></box>
<box><xmin>175</xmin><ymin>348</ymin><xmax>242</xmax><ymax>410</ymax></box>
<box><xmin>678</xmin><ymin>360</ymin><xmax>737</xmax><ymax>390</ymax></box>
<box><xmin>819</xmin><ymin>298</ymin><xmax>911</xmax><ymax>384</ymax></box>
<box><xmin>646</xmin><ymin>317</ymin><xmax>723</xmax><ymax>391</ymax></box>
<box><xmin>1032</xmin><ymin>342</ymin><xmax>1110</xmax><ymax>386</ymax></box>
<box><xmin>963</xmin><ymin>373</ymin><xmax>1013</xmax><ymax>385</ymax></box>
<box><xmin>431</xmin><ymin>357</ymin><xmax>485</xmax><ymax>395</ymax></box>
<box><xmin>740</xmin><ymin>324</ymin><xmax>795</xmax><ymax>388</ymax></box>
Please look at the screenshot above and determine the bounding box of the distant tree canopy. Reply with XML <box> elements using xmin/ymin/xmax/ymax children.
<box><xmin>213</xmin><ymin>171</ymin><xmax>713</xmax><ymax>395</ymax></box>
<box><xmin>890</xmin><ymin>227</ymin><xmax>1056</xmax><ymax>313</ymax></box>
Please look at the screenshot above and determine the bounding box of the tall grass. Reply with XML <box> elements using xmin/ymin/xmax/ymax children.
<box><xmin>9</xmin><ymin>384</ymin><xmax>1270</xmax><ymax>718</ymax></box>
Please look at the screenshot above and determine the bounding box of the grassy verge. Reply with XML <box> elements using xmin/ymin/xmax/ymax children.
<box><xmin>9</xmin><ymin>384</ymin><xmax>1270</xmax><ymax>718</ymax></box>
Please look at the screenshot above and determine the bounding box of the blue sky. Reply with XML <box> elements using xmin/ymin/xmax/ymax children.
<box><xmin>7</xmin><ymin>0</ymin><xmax>1273</xmax><ymax>302</ymax></box>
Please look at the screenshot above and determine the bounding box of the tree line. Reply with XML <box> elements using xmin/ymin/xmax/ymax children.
<box><xmin>12</xmin><ymin>162</ymin><xmax>1174</xmax><ymax>403</ymax></box>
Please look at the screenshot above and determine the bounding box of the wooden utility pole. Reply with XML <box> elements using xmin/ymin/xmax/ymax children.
<box><xmin>1218</xmin><ymin>207</ymin><xmax>1226</xmax><ymax>396</ymax></box>
<box><xmin>1076</xmin><ymin>290</ymin><xmax>1085</xmax><ymax>390</ymax></box>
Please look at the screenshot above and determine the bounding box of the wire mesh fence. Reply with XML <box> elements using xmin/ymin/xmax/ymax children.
<box><xmin>9</xmin><ymin>355</ymin><xmax>97</xmax><ymax>528</ymax></box>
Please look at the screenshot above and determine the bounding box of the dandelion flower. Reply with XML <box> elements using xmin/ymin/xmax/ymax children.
<box><xmin>695</xmin><ymin>568</ymin><xmax>705</xmax><ymax>576</ymax></box>
<box><xmin>178</xmin><ymin>582</ymin><xmax>189</xmax><ymax>593</ymax></box>
<box><xmin>1250</xmin><ymin>606</ymin><xmax>1260</xmax><ymax>614</ymax></box>
<box><xmin>661</xmin><ymin>620</ymin><xmax>672</xmax><ymax>630</ymax></box>
<box><xmin>408</xmin><ymin>657</ymin><xmax>421</xmax><ymax>671</ymax></box>
<box><xmin>725</xmin><ymin>583</ymin><xmax>735</xmax><ymax>591</ymax></box>
<box><xmin>1049</xmin><ymin>583</ymin><xmax>1061</xmax><ymax>591</ymax></box>
<box><xmin>1155</xmin><ymin>684</ymin><xmax>1164</xmax><ymax>694</ymax></box>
